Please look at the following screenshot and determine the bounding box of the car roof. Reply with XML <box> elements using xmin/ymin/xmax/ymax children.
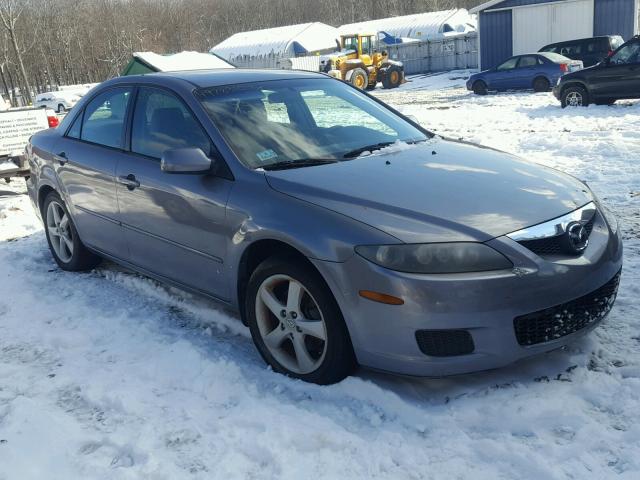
<box><xmin>541</xmin><ymin>36</ymin><xmax>619</xmax><ymax>48</ymax></box>
<box><xmin>115</xmin><ymin>68</ymin><xmax>328</xmax><ymax>88</ymax></box>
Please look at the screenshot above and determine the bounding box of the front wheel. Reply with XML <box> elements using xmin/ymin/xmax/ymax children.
<box><xmin>43</xmin><ymin>192</ymin><xmax>101</xmax><ymax>271</ymax></box>
<box><xmin>349</xmin><ymin>68</ymin><xmax>368</xmax><ymax>90</ymax></box>
<box><xmin>472</xmin><ymin>80</ymin><xmax>488</xmax><ymax>95</ymax></box>
<box><xmin>246</xmin><ymin>257</ymin><xmax>356</xmax><ymax>384</ymax></box>
<box><xmin>561</xmin><ymin>85</ymin><xmax>589</xmax><ymax>108</ymax></box>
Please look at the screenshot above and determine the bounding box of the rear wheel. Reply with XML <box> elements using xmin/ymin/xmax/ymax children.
<box><xmin>472</xmin><ymin>80</ymin><xmax>488</xmax><ymax>95</ymax></box>
<box><xmin>350</xmin><ymin>68</ymin><xmax>368</xmax><ymax>90</ymax></box>
<box><xmin>43</xmin><ymin>191</ymin><xmax>101</xmax><ymax>271</ymax></box>
<box><xmin>561</xmin><ymin>85</ymin><xmax>589</xmax><ymax>108</ymax></box>
<box><xmin>533</xmin><ymin>77</ymin><xmax>550</xmax><ymax>92</ymax></box>
<box><xmin>382</xmin><ymin>66</ymin><xmax>402</xmax><ymax>89</ymax></box>
<box><xmin>246</xmin><ymin>256</ymin><xmax>356</xmax><ymax>384</ymax></box>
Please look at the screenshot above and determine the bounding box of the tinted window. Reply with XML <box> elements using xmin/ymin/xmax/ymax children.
<box><xmin>131</xmin><ymin>87</ymin><xmax>211</xmax><ymax>159</ymax></box>
<box><xmin>497</xmin><ymin>57</ymin><xmax>518</xmax><ymax>70</ymax></box>
<box><xmin>559</xmin><ymin>43</ymin><xmax>581</xmax><ymax>56</ymax></box>
<box><xmin>610</xmin><ymin>41</ymin><xmax>640</xmax><ymax>65</ymax></box>
<box><xmin>66</xmin><ymin>113</ymin><xmax>82</xmax><ymax>139</ymax></box>
<box><xmin>81</xmin><ymin>88</ymin><xmax>131</xmax><ymax>148</ymax></box>
<box><xmin>518</xmin><ymin>56</ymin><xmax>538</xmax><ymax>68</ymax></box>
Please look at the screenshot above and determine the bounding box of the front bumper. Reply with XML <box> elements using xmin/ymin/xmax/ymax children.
<box><xmin>553</xmin><ymin>85</ymin><xmax>561</xmax><ymax>100</ymax></box>
<box><xmin>312</xmin><ymin>209</ymin><xmax>623</xmax><ymax>377</ymax></box>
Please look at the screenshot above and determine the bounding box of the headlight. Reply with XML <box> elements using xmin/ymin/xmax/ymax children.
<box><xmin>355</xmin><ymin>243</ymin><xmax>513</xmax><ymax>274</ymax></box>
<box><xmin>600</xmin><ymin>204</ymin><xmax>619</xmax><ymax>234</ymax></box>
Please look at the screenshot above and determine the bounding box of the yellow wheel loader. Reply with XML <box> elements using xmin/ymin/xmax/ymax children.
<box><xmin>320</xmin><ymin>33</ymin><xmax>405</xmax><ymax>90</ymax></box>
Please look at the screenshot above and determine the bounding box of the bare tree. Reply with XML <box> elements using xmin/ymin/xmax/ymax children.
<box><xmin>0</xmin><ymin>0</ymin><xmax>32</xmax><ymax>103</ymax></box>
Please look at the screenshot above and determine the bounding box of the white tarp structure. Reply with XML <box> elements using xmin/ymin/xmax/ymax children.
<box><xmin>134</xmin><ymin>51</ymin><xmax>234</xmax><ymax>71</ymax></box>
<box><xmin>338</xmin><ymin>9</ymin><xmax>476</xmax><ymax>41</ymax></box>
<box><xmin>210</xmin><ymin>23</ymin><xmax>339</xmax><ymax>68</ymax></box>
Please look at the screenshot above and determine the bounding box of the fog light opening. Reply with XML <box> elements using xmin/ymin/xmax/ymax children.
<box><xmin>358</xmin><ymin>290</ymin><xmax>404</xmax><ymax>305</ymax></box>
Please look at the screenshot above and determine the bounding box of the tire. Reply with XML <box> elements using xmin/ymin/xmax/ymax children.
<box><xmin>382</xmin><ymin>66</ymin><xmax>402</xmax><ymax>89</ymax></box>
<box><xmin>472</xmin><ymin>80</ymin><xmax>488</xmax><ymax>95</ymax></box>
<box><xmin>349</xmin><ymin>68</ymin><xmax>368</xmax><ymax>90</ymax></box>
<box><xmin>533</xmin><ymin>77</ymin><xmax>550</xmax><ymax>92</ymax></box>
<box><xmin>57</xmin><ymin>103</ymin><xmax>65</xmax><ymax>113</ymax></box>
<box><xmin>365</xmin><ymin>81</ymin><xmax>377</xmax><ymax>91</ymax></box>
<box><xmin>42</xmin><ymin>191</ymin><xmax>101</xmax><ymax>271</ymax></box>
<box><xmin>561</xmin><ymin>85</ymin><xmax>589</xmax><ymax>108</ymax></box>
<box><xmin>246</xmin><ymin>256</ymin><xmax>356</xmax><ymax>384</ymax></box>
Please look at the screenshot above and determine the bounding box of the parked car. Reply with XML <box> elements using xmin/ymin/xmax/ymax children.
<box><xmin>467</xmin><ymin>53</ymin><xmax>583</xmax><ymax>95</ymax></box>
<box><xmin>26</xmin><ymin>70</ymin><xmax>622</xmax><ymax>384</ymax></box>
<box><xmin>554</xmin><ymin>35</ymin><xmax>640</xmax><ymax>107</ymax></box>
<box><xmin>34</xmin><ymin>91</ymin><xmax>80</xmax><ymax>113</ymax></box>
<box><xmin>540</xmin><ymin>35</ymin><xmax>624</xmax><ymax>68</ymax></box>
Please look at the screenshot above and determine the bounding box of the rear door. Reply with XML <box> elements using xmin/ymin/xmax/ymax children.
<box><xmin>115</xmin><ymin>86</ymin><xmax>233</xmax><ymax>299</ymax></box>
<box><xmin>55</xmin><ymin>87</ymin><xmax>131</xmax><ymax>258</ymax></box>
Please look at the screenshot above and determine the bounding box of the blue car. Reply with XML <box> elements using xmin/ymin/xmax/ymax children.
<box><xmin>467</xmin><ymin>53</ymin><xmax>583</xmax><ymax>95</ymax></box>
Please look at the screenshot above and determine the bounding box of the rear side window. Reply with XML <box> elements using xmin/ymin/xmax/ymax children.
<box><xmin>517</xmin><ymin>56</ymin><xmax>538</xmax><ymax>68</ymax></box>
<box><xmin>131</xmin><ymin>87</ymin><xmax>211</xmax><ymax>159</ymax></box>
<box><xmin>80</xmin><ymin>88</ymin><xmax>131</xmax><ymax>148</ymax></box>
<box><xmin>66</xmin><ymin>113</ymin><xmax>82</xmax><ymax>139</ymax></box>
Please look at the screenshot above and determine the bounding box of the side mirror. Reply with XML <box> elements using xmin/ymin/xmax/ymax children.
<box><xmin>161</xmin><ymin>147</ymin><xmax>212</xmax><ymax>174</ymax></box>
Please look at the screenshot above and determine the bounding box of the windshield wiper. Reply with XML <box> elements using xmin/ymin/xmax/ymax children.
<box><xmin>342</xmin><ymin>138</ymin><xmax>429</xmax><ymax>159</ymax></box>
<box><xmin>342</xmin><ymin>142</ymin><xmax>395</xmax><ymax>159</ymax></box>
<box><xmin>261</xmin><ymin>158</ymin><xmax>339</xmax><ymax>171</ymax></box>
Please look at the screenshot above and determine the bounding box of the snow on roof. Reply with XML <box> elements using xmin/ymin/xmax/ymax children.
<box><xmin>338</xmin><ymin>9</ymin><xmax>476</xmax><ymax>40</ymax></box>
<box><xmin>134</xmin><ymin>51</ymin><xmax>234</xmax><ymax>71</ymax></box>
<box><xmin>210</xmin><ymin>22</ymin><xmax>339</xmax><ymax>60</ymax></box>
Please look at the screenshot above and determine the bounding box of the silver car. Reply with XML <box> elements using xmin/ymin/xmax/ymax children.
<box><xmin>26</xmin><ymin>70</ymin><xmax>623</xmax><ymax>384</ymax></box>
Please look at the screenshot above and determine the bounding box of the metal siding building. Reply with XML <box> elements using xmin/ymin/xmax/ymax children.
<box><xmin>472</xmin><ymin>0</ymin><xmax>640</xmax><ymax>69</ymax></box>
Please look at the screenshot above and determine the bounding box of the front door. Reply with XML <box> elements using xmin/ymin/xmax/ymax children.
<box><xmin>490</xmin><ymin>56</ymin><xmax>519</xmax><ymax>90</ymax></box>
<box><xmin>590</xmin><ymin>40</ymin><xmax>640</xmax><ymax>100</ymax></box>
<box><xmin>115</xmin><ymin>86</ymin><xmax>233</xmax><ymax>300</ymax></box>
<box><xmin>55</xmin><ymin>87</ymin><xmax>132</xmax><ymax>258</ymax></box>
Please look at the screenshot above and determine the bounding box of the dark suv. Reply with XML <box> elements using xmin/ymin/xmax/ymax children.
<box><xmin>554</xmin><ymin>36</ymin><xmax>640</xmax><ymax>107</ymax></box>
<box><xmin>540</xmin><ymin>35</ymin><xmax>624</xmax><ymax>67</ymax></box>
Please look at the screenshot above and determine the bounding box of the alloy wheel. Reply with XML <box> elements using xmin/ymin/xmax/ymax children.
<box><xmin>46</xmin><ymin>201</ymin><xmax>74</xmax><ymax>263</ymax></box>
<box><xmin>255</xmin><ymin>274</ymin><xmax>327</xmax><ymax>374</ymax></box>
<box><xmin>566</xmin><ymin>91</ymin><xmax>583</xmax><ymax>106</ymax></box>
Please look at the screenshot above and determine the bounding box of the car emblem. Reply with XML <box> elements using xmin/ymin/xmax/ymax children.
<box><xmin>566</xmin><ymin>221</ymin><xmax>589</xmax><ymax>253</ymax></box>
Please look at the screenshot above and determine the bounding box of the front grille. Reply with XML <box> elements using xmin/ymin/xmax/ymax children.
<box><xmin>518</xmin><ymin>216</ymin><xmax>595</xmax><ymax>256</ymax></box>
<box><xmin>514</xmin><ymin>271</ymin><xmax>620</xmax><ymax>346</ymax></box>
<box><xmin>415</xmin><ymin>329</ymin><xmax>475</xmax><ymax>357</ymax></box>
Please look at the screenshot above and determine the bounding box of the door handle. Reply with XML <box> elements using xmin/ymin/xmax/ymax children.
<box><xmin>117</xmin><ymin>174</ymin><xmax>140</xmax><ymax>191</ymax></box>
<box><xmin>54</xmin><ymin>151</ymin><xmax>68</xmax><ymax>165</ymax></box>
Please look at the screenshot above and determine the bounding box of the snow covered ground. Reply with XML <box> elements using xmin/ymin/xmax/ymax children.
<box><xmin>1</xmin><ymin>72</ymin><xmax>639</xmax><ymax>479</ymax></box>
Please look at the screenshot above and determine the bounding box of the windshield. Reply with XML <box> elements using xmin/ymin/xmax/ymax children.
<box><xmin>195</xmin><ymin>78</ymin><xmax>428</xmax><ymax>169</ymax></box>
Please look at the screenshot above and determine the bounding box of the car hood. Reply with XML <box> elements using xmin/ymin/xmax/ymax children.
<box><xmin>264</xmin><ymin>139</ymin><xmax>592</xmax><ymax>243</ymax></box>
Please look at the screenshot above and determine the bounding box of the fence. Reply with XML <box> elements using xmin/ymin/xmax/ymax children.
<box><xmin>384</xmin><ymin>33</ymin><xmax>478</xmax><ymax>75</ymax></box>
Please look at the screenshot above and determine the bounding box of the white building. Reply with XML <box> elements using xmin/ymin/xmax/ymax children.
<box><xmin>210</xmin><ymin>22</ymin><xmax>339</xmax><ymax>68</ymax></box>
<box><xmin>338</xmin><ymin>9</ymin><xmax>476</xmax><ymax>41</ymax></box>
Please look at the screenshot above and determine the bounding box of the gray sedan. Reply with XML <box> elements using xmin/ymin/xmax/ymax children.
<box><xmin>26</xmin><ymin>69</ymin><xmax>622</xmax><ymax>384</ymax></box>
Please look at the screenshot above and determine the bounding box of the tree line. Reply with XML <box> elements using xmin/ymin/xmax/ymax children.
<box><xmin>0</xmin><ymin>0</ymin><xmax>480</xmax><ymax>106</ymax></box>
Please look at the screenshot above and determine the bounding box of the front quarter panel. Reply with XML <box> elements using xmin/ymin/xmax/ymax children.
<box><xmin>223</xmin><ymin>173</ymin><xmax>400</xmax><ymax>306</ymax></box>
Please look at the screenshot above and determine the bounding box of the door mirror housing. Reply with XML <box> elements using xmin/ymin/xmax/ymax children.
<box><xmin>161</xmin><ymin>148</ymin><xmax>213</xmax><ymax>174</ymax></box>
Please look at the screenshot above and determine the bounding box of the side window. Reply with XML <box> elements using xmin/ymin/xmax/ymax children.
<box><xmin>80</xmin><ymin>88</ymin><xmax>131</xmax><ymax>148</ymax></box>
<box><xmin>361</xmin><ymin>36</ymin><xmax>372</xmax><ymax>55</ymax></box>
<box><xmin>66</xmin><ymin>112</ymin><xmax>82</xmax><ymax>139</ymax></box>
<box><xmin>517</xmin><ymin>56</ymin><xmax>538</xmax><ymax>68</ymax></box>
<box><xmin>131</xmin><ymin>87</ymin><xmax>211</xmax><ymax>159</ymax></box>
<box><xmin>610</xmin><ymin>42</ymin><xmax>640</xmax><ymax>65</ymax></box>
<box><xmin>497</xmin><ymin>57</ymin><xmax>518</xmax><ymax>70</ymax></box>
